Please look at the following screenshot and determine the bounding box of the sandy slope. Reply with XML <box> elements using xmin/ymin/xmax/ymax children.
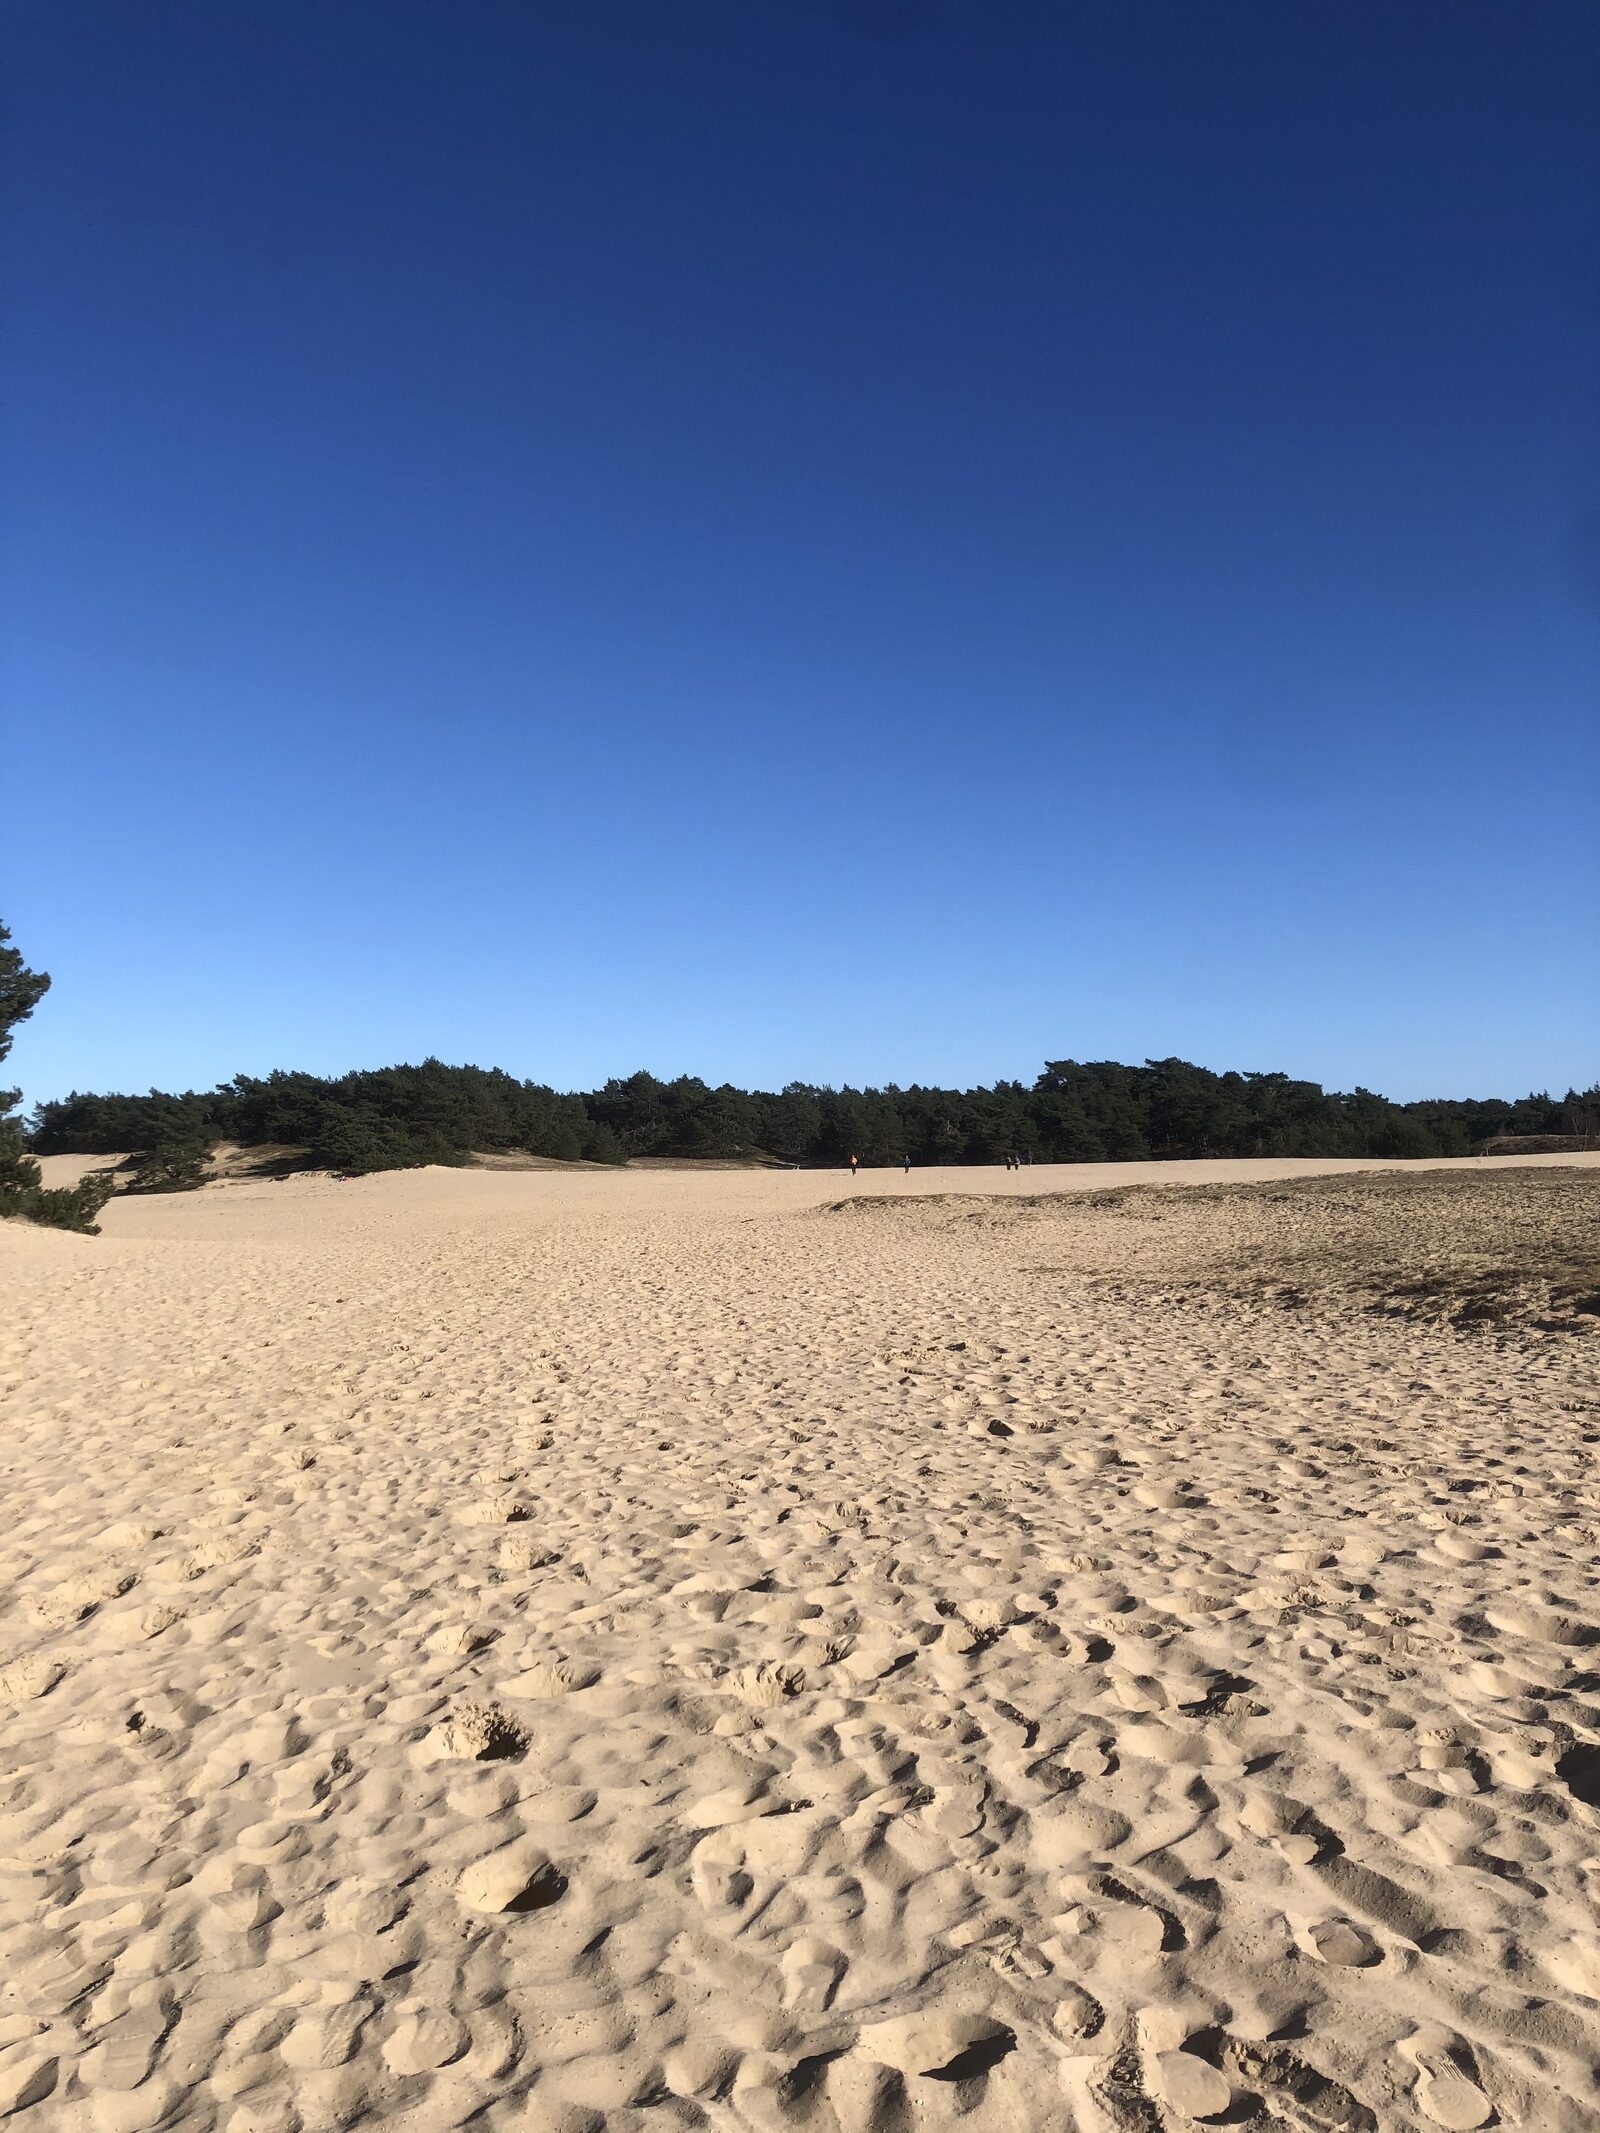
<box><xmin>2</xmin><ymin>1155</ymin><xmax>1598</xmax><ymax>2132</ymax></box>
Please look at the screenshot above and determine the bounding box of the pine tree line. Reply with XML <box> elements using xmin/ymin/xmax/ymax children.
<box><xmin>27</xmin><ymin>1055</ymin><xmax>1599</xmax><ymax>1179</ymax></box>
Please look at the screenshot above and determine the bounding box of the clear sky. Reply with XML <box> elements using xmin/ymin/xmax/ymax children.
<box><xmin>4</xmin><ymin>0</ymin><xmax>1596</xmax><ymax>1110</ymax></box>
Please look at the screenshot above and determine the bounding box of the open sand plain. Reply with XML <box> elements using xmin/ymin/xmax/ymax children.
<box><xmin>3</xmin><ymin>1152</ymin><xmax>1599</xmax><ymax>2133</ymax></box>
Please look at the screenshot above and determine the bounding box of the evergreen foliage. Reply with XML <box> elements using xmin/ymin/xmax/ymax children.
<box><xmin>0</xmin><ymin>921</ymin><xmax>116</xmax><ymax>1233</ymax></box>
<box><xmin>124</xmin><ymin>1131</ymin><xmax>211</xmax><ymax>1195</ymax></box>
<box><xmin>0</xmin><ymin>1164</ymin><xmax>117</xmax><ymax>1232</ymax></box>
<box><xmin>25</xmin><ymin>1045</ymin><xmax>1597</xmax><ymax>1181</ymax></box>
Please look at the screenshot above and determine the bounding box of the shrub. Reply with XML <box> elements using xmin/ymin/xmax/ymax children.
<box><xmin>0</xmin><ymin>921</ymin><xmax>118</xmax><ymax>1231</ymax></box>
<box><xmin>2</xmin><ymin>1169</ymin><xmax>118</xmax><ymax>1233</ymax></box>
<box><xmin>125</xmin><ymin>1135</ymin><xmax>211</xmax><ymax>1194</ymax></box>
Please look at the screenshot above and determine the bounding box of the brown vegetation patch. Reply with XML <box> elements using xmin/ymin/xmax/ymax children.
<box><xmin>825</xmin><ymin>1167</ymin><xmax>1600</xmax><ymax>1341</ymax></box>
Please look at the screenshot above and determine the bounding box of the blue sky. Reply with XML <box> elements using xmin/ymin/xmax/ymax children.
<box><xmin>5</xmin><ymin>0</ymin><xmax>1596</xmax><ymax>1109</ymax></box>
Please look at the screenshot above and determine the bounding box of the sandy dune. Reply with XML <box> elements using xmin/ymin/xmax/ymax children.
<box><xmin>2</xmin><ymin>1154</ymin><xmax>1599</xmax><ymax>2131</ymax></box>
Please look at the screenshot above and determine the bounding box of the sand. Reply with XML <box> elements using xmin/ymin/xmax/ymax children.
<box><xmin>2</xmin><ymin>1152</ymin><xmax>1598</xmax><ymax>2131</ymax></box>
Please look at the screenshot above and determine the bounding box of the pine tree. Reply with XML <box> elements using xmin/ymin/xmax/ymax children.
<box><xmin>0</xmin><ymin>921</ymin><xmax>116</xmax><ymax>1232</ymax></box>
<box><xmin>125</xmin><ymin>1131</ymin><xmax>211</xmax><ymax>1193</ymax></box>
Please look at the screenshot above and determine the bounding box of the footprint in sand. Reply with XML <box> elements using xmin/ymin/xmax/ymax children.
<box><xmin>1306</xmin><ymin>1917</ymin><xmax>1380</xmax><ymax>1967</ymax></box>
<box><xmin>0</xmin><ymin>1655</ymin><xmax>66</xmax><ymax>1701</ymax></box>
<box><xmin>426</xmin><ymin>1701</ymin><xmax>528</xmax><ymax>1760</ymax></box>
<box><xmin>729</xmin><ymin>1662</ymin><xmax>805</xmax><ymax>1707</ymax></box>
<box><xmin>780</xmin><ymin>1934</ymin><xmax>846</xmax><ymax>2013</ymax></box>
<box><xmin>462</xmin><ymin>1491</ymin><xmax>529</xmax><ymax>1526</ymax></box>
<box><xmin>501</xmin><ymin>1658</ymin><xmax>597</xmax><ymax>1697</ymax></box>
<box><xmin>856</xmin><ymin>2009</ymin><xmax>1012</xmax><ymax>2077</ymax></box>
<box><xmin>499</xmin><ymin>1531</ymin><xmax>561</xmax><ymax>1571</ymax></box>
<box><xmin>1403</xmin><ymin>2042</ymin><xmax>1494</xmax><ymax>2130</ymax></box>
<box><xmin>1150</xmin><ymin>2048</ymin><xmax>1233</xmax><ymax>2120</ymax></box>
<box><xmin>382</xmin><ymin>2010</ymin><xmax>471</xmax><ymax>2072</ymax></box>
<box><xmin>427</xmin><ymin>1620</ymin><xmax>496</xmax><ymax>1656</ymax></box>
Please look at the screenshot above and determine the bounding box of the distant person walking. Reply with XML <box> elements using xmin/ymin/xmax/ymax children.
<box><xmin>902</xmin><ymin>1153</ymin><xmax>911</xmax><ymax>1176</ymax></box>
<box><xmin>849</xmin><ymin>1152</ymin><xmax>859</xmax><ymax>1180</ymax></box>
